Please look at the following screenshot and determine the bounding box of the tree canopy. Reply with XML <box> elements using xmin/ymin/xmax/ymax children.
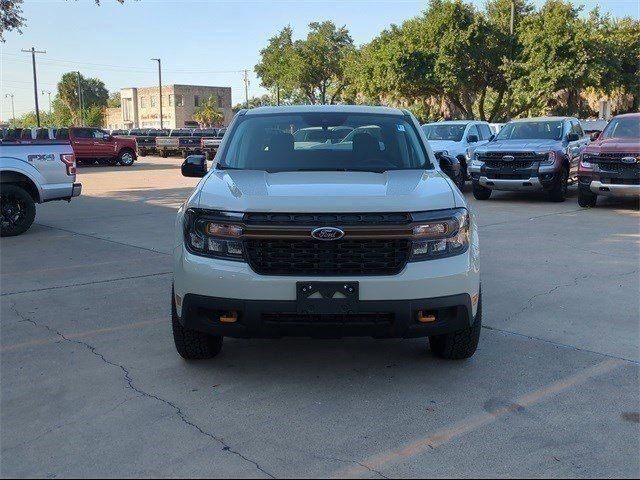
<box><xmin>193</xmin><ymin>96</ymin><xmax>225</xmax><ymax>127</ymax></box>
<box><xmin>255</xmin><ymin>21</ymin><xmax>355</xmax><ymax>104</ymax></box>
<box><xmin>255</xmin><ymin>0</ymin><xmax>639</xmax><ymax>121</ymax></box>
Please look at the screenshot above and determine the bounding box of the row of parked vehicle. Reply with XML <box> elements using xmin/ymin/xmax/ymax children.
<box><xmin>109</xmin><ymin>127</ymin><xmax>227</xmax><ymax>160</ymax></box>
<box><xmin>1</xmin><ymin>126</ymin><xmax>138</xmax><ymax>166</ymax></box>
<box><xmin>421</xmin><ymin>113</ymin><xmax>639</xmax><ymax>207</ymax></box>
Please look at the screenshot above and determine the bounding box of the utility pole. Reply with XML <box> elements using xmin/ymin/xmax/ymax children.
<box><xmin>76</xmin><ymin>71</ymin><xmax>84</xmax><ymax>126</ymax></box>
<box><xmin>276</xmin><ymin>84</ymin><xmax>280</xmax><ymax>106</ymax></box>
<box><xmin>21</xmin><ymin>47</ymin><xmax>46</xmax><ymax>127</ymax></box>
<box><xmin>151</xmin><ymin>58</ymin><xmax>163</xmax><ymax>129</ymax></box>
<box><xmin>5</xmin><ymin>94</ymin><xmax>15</xmax><ymax>125</ymax></box>
<box><xmin>42</xmin><ymin>90</ymin><xmax>52</xmax><ymax>114</ymax></box>
<box><xmin>243</xmin><ymin>70</ymin><xmax>249</xmax><ymax>109</ymax></box>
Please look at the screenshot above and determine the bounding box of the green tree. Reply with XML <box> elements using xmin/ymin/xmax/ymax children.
<box><xmin>107</xmin><ymin>91</ymin><xmax>121</xmax><ymax>108</ymax></box>
<box><xmin>255</xmin><ymin>21</ymin><xmax>355</xmax><ymax>105</ymax></box>
<box><xmin>254</xmin><ymin>26</ymin><xmax>298</xmax><ymax>103</ymax></box>
<box><xmin>511</xmin><ymin>0</ymin><xmax>595</xmax><ymax>116</ymax></box>
<box><xmin>56</xmin><ymin>72</ymin><xmax>109</xmax><ymax>124</ymax></box>
<box><xmin>193</xmin><ymin>96</ymin><xmax>224</xmax><ymax>127</ymax></box>
<box><xmin>0</xmin><ymin>0</ymin><xmax>25</xmax><ymax>42</ymax></box>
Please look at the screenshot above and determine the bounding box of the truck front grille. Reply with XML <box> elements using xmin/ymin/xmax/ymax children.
<box><xmin>479</xmin><ymin>151</ymin><xmax>547</xmax><ymax>170</ymax></box>
<box><xmin>244</xmin><ymin>238</ymin><xmax>412</xmax><ymax>276</ymax></box>
<box><xmin>594</xmin><ymin>153</ymin><xmax>639</xmax><ymax>173</ymax></box>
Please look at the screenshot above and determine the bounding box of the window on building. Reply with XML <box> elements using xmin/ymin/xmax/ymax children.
<box><xmin>217</xmin><ymin>96</ymin><xmax>224</xmax><ymax>108</ymax></box>
<box><xmin>151</xmin><ymin>96</ymin><xmax>157</xmax><ymax>107</ymax></box>
<box><xmin>175</xmin><ymin>94</ymin><xmax>184</xmax><ymax>107</ymax></box>
<box><xmin>140</xmin><ymin>96</ymin><xmax>148</xmax><ymax>108</ymax></box>
<box><xmin>194</xmin><ymin>95</ymin><xmax>200</xmax><ymax>107</ymax></box>
<box><xmin>168</xmin><ymin>95</ymin><xmax>173</xmax><ymax>107</ymax></box>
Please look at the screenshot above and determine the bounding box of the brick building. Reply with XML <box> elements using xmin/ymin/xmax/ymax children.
<box><xmin>104</xmin><ymin>84</ymin><xmax>232</xmax><ymax>130</ymax></box>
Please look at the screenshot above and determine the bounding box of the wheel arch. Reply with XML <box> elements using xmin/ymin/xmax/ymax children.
<box><xmin>0</xmin><ymin>170</ymin><xmax>41</xmax><ymax>203</ymax></box>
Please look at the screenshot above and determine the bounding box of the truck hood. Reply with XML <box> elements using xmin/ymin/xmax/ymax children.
<box><xmin>584</xmin><ymin>138</ymin><xmax>640</xmax><ymax>155</ymax></box>
<box><xmin>196</xmin><ymin>169</ymin><xmax>458</xmax><ymax>212</ymax></box>
<box><xmin>477</xmin><ymin>139</ymin><xmax>560</xmax><ymax>152</ymax></box>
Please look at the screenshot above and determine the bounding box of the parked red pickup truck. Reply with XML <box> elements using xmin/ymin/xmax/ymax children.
<box><xmin>56</xmin><ymin>127</ymin><xmax>137</xmax><ymax>166</ymax></box>
<box><xmin>577</xmin><ymin>113</ymin><xmax>639</xmax><ymax>207</ymax></box>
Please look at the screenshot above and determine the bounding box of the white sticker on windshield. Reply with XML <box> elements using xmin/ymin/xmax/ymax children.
<box><xmin>397</xmin><ymin>124</ymin><xmax>406</xmax><ymax>132</ymax></box>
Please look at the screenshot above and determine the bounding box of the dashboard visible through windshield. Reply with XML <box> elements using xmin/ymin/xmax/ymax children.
<box><xmin>218</xmin><ymin>113</ymin><xmax>432</xmax><ymax>173</ymax></box>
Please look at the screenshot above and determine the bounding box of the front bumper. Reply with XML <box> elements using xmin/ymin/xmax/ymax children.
<box><xmin>470</xmin><ymin>161</ymin><xmax>560</xmax><ymax>191</ymax></box>
<box><xmin>588</xmin><ymin>180</ymin><xmax>640</xmax><ymax>197</ymax></box>
<box><xmin>173</xmin><ymin>239</ymin><xmax>480</xmax><ymax>339</ymax></box>
<box><xmin>477</xmin><ymin>176</ymin><xmax>542</xmax><ymax>191</ymax></box>
<box><xmin>177</xmin><ymin>292</ymin><xmax>474</xmax><ymax>339</ymax></box>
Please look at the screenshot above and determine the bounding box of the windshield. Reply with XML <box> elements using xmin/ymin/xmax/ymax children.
<box><xmin>422</xmin><ymin>123</ymin><xmax>467</xmax><ymax>142</ymax></box>
<box><xmin>601</xmin><ymin>116</ymin><xmax>639</xmax><ymax>140</ymax></box>
<box><xmin>219</xmin><ymin>113</ymin><xmax>431</xmax><ymax>172</ymax></box>
<box><xmin>496</xmin><ymin>121</ymin><xmax>563</xmax><ymax>141</ymax></box>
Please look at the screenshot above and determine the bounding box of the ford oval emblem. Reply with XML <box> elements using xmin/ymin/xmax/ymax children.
<box><xmin>311</xmin><ymin>227</ymin><xmax>345</xmax><ymax>241</ymax></box>
<box><xmin>621</xmin><ymin>156</ymin><xmax>638</xmax><ymax>164</ymax></box>
<box><xmin>502</xmin><ymin>155</ymin><xmax>515</xmax><ymax>162</ymax></box>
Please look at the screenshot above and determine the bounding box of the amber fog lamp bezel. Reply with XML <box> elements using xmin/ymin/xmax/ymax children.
<box><xmin>205</xmin><ymin>222</ymin><xmax>243</xmax><ymax>238</ymax></box>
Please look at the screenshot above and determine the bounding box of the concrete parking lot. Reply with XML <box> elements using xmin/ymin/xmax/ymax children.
<box><xmin>1</xmin><ymin>156</ymin><xmax>638</xmax><ymax>478</ymax></box>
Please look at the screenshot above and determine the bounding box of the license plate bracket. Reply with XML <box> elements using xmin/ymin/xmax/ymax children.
<box><xmin>296</xmin><ymin>282</ymin><xmax>359</xmax><ymax>314</ymax></box>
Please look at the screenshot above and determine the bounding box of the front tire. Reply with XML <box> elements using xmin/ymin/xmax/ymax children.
<box><xmin>0</xmin><ymin>184</ymin><xmax>36</xmax><ymax>237</ymax></box>
<box><xmin>578</xmin><ymin>187</ymin><xmax>597</xmax><ymax>207</ymax></box>
<box><xmin>172</xmin><ymin>291</ymin><xmax>223</xmax><ymax>360</ymax></box>
<box><xmin>472</xmin><ymin>181</ymin><xmax>492</xmax><ymax>200</ymax></box>
<box><xmin>548</xmin><ymin>167</ymin><xmax>568</xmax><ymax>202</ymax></box>
<box><xmin>117</xmin><ymin>149</ymin><xmax>135</xmax><ymax>166</ymax></box>
<box><xmin>429</xmin><ymin>294</ymin><xmax>482</xmax><ymax>360</ymax></box>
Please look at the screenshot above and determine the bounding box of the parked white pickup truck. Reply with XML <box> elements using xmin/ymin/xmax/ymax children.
<box><xmin>0</xmin><ymin>141</ymin><xmax>81</xmax><ymax>236</ymax></box>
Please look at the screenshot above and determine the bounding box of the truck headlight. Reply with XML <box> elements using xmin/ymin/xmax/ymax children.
<box><xmin>538</xmin><ymin>151</ymin><xmax>556</xmax><ymax>166</ymax></box>
<box><xmin>579</xmin><ymin>153</ymin><xmax>594</xmax><ymax>171</ymax></box>
<box><xmin>471</xmin><ymin>152</ymin><xmax>484</xmax><ymax>168</ymax></box>
<box><xmin>410</xmin><ymin>208</ymin><xmax>469</xmax><ymax>261</ymax></box>
<box><xmin>184</xmin><ymin>209</ymin><xmax>244</xmax><ymax>261</ymax></box>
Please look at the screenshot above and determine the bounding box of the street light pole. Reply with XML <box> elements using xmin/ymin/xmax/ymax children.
<box><xmin>5</xmin><ymin>94</ymin><xmax>15</xmax><ymax>125</ymax></box>
<box><xmin>42</xmin><ymin>90</ymin><xmax>52</xmax><ymax>114</ymax></box>
<box><xmin>151</xmin><ymin>58</ymin><xmax>163</xmax><ymax>129</ymax></box>
<box><xmin>76</xmin><ymin>71</ymin><xmax>84</xmax><ymax>126</ymax></box>
<box><xmin>243</xmin><ymin>70</ymin><xmax>249</xmax><ymax>109</ymax></box>
<box><xmin>21</xmin><ymin>47</ymin><xmax>46</xmax><ymax>127</ymax></box>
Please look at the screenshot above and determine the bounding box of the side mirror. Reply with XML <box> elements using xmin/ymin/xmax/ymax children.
<box><xmin>567</xmin><ymin>132</ymin><xmax>580</xmax><ymax>142</ymax></box>
<box><xmin>181</xmin><ymin>154</ymin><xmax>208</xmax><ymax>178</ymax></box>
<box><xmin>489</xmin><ymin>134</ymin><xmax>496</xmax><ymax>141</ymax></box>
<box><xmin>467</xmin><ymin>134</ymin><xmax>479</xmax><ymax>143</ymax></box>
<box><xmin>103</xmin><ymin>134</ymin><xmax>112</xmax><ymax>141</ymax></box>
<box><xmin>590</xmin><ymin>131</ymin><xmax>601</xmax><ymax>141</ymax></box>
<box><xmin>438</xmin><ymin>154</ymin><xmax>461</xmax><ymax>182</ymax></box>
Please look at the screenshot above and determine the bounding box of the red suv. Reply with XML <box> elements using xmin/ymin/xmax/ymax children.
<box><xmin>577</xmin><ymin>113</ymin><xmax>639</xmax><ymax>207</ymax></box>
<box><xmin>57</xmin><ymin>127</ymin><xmax>137</xmax><ymax>166</ymax></box>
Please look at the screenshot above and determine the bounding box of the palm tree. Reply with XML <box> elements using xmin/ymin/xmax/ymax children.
<box><xmin>193</xmin><ymin>96</ymin><xmax>225</xmax><ymax>127</ymax></box>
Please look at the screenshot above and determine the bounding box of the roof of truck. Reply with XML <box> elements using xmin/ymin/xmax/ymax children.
<box><xmin>244</xmin><ymin>105</ymin><xmax>406</xmax><ymax>116</ymax></box>
<box><xmin>510</xmin><ymin>116</ymin><xmax>576</xmax><ymax>122</ymax></box>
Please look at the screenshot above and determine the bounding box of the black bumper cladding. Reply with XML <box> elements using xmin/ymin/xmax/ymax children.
<box><xmin>178</xmin><ymin>293</ymin><xmax>473</xmax><ymax>339</ymax></box>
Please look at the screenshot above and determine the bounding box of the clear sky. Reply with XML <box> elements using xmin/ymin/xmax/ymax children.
<box><xmin>1</xmin><ymin>0</ymin><xmax>638</xmax><ymax>121</ymax></box>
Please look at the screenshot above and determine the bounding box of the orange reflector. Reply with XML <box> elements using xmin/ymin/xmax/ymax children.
<box><xmin>417</xmin><ymin>311</ymin><xmax>436</xmax><ymax>323</ymax></box>
<box><xmin>471</xmin><ymin>293</ymin><xmax>479</xmax><ymax>306</ymax></box>
<box><xmin>175</xmin><ymin>294</ymin><xmax>182</xmax><ymax>307</ymax></box>
<box><xmin>220</xmin><ymin>311</ymin><xmax>238</xmax><ymax>323</ymax></box>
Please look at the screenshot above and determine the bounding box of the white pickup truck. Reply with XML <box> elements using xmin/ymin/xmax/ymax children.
<box><xmin>172</xmin><ymin>105</ymin><xmax>481</xmax><ymax>361</ymax></box>
<box><xmin>0</xmin><ymin>141</ymin><xmax>81</xmax><ymax>236</ymax></box>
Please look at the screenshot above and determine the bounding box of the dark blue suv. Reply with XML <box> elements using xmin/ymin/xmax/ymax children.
<box><xmin>469</xmin><ymin>117</ymin><xmax>590</xmax><ymax>202</ymax></box>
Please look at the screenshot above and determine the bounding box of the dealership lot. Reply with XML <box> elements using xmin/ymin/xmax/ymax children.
<box><xmin>1</xmin><ymin>157</ymin><xmax>638</xmax><ymax>477</ymax></box>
